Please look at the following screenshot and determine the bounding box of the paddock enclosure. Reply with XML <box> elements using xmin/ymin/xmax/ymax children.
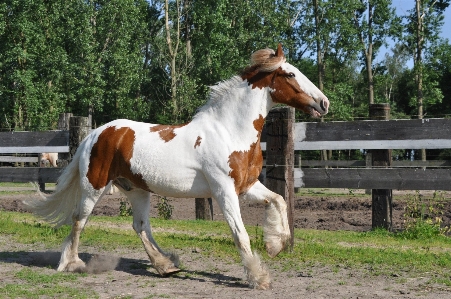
<box><xmin>2</xmin><ymin>108</ymin><xmax>451</xmax><ymax>229</ymax></box>
<box><xmin>1</xmin><ymin>112</ymin><xmax>451</xmax><ymax>191</ymax></box>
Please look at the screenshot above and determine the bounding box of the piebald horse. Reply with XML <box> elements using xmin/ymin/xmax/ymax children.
<box><xmin>25</xmin><ymin>44</ymin><xmax>329</xmax><ymax>290</ymax></box>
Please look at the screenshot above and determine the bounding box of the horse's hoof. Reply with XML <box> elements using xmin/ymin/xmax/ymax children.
<box><xmin>265</xmin><ymin>241</ymin><xmax>283</xmax><ymax>258</ymax></box>
<box><xmin>165</xmin><ymin>267</ymin><xmax>182</xmax><ymax>276</ymax></box>
<box><xmin>157</xmin><ymin>266</ymin><xmax>181</xmax><ymax>277</ymax></box>
<box><xmin>63</xmin><ymin>260</ymin><xmax>86</xmax><ymax>273</ymax></box>
<box><xmin>255</xmin><ymin>282</ymin><xmax>272</xmax><ymax>290</ymax></box>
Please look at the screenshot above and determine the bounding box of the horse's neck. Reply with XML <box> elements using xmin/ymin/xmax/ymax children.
<box><xmin>196</xmin><ymin>82</ymin><xmax>273</xmax><ymax>138</ymax></box>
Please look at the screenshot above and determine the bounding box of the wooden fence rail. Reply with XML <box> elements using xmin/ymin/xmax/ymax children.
<box><xmin>1</xmin><ymin>116</ymin><xmax>451</xmax><ymax>190</ymax></box>
<box><xmin>262</xmin><ymin>106</ymin><xmax>451</xmax><ymax>233</ymax></box>
<box><xmin>0</xmin><ymin>114</ymin><xmax>87</xmax><ymax>188</ymax></box>
<box><xmin>2</xmin><ymin>109</ymin><xmax>451</xmax><ymax>230</ymax></box>
<box><xmin>260</xmin><ymin>117</ymin><xmax>451</xmax><ymax>191</ymax></box>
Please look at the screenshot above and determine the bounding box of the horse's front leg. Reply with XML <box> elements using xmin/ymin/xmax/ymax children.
<box><xmin>240</xmin><ymin>181</ymin><xmax>291</xmax><ymax>258</ymax></box>
<box><xmin>213</xmin><ymin>187</ymin><xmax>271</xmax><ymax>290</ymax></box>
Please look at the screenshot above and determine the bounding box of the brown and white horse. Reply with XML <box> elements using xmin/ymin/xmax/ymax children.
<box><xmin>25</xmin><ymin>44</ymin><xmax>329</xmax><ymax>290</ymax></box>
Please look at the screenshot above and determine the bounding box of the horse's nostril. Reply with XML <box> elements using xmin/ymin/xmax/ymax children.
<box><xmin>320</xmin><ymin>100</ymin><xmax>326</xmax><ymax>112</ymax></box>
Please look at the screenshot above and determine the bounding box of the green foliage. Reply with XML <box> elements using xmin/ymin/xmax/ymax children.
<box><xmin>400</xmin><ymin>191</ymin><xmax>450</xmax><ymax>239</ymax></box>
<box><xmin>119</xmin><ymin>199</ymin><xmax>133</xmax><ymax>217</ymax></box>
<box><xmin>157</xmin><ymin>196</ymin><xmax>174</xmax><ymax>220</ymax></box>
<box><xmin>0</xmin><ymin>0</ymin><xmax>450</xmax><ymax>129</ymax></box>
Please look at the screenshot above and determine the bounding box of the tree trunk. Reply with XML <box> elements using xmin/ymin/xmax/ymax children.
<box><xmin>165</xmin><ymin>0</ymin><xmax>180</xmax><ymax>120</ymax></box>
<box><xmin>314</xmin><ymin>0</ymin><xmax>328</xmax><ymax>161</ymax></box>
<box><xmin>366</xmin><ymin>2</ymin><xmax>374</xmax><ymax>105</ymax></box>
<box><xmin>415</xmin><ymin>0</ymin><xmax>426</xmax><ymax>161</ymax></box>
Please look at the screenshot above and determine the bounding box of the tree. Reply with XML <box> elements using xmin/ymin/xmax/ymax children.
<box><xmin>427</xmin><ymin>39</ymin><xmax>451</xmax><ymax>116</ymax></box>
<box><xmin>375</xmin><ymin>44</ymin><xmax>409</xmax><ymax>105</ymax></box>
<box><xmin>404</xmin><ymin>0</ymin><xmax>449</xmax><ymax>160</ymax></box>
<box><xmin>0</xmin><ymin>1</ymin><xmax>99</xmax><ymax>130</ymax></box>
<box><xmin>191</xmin><ymin>0</ymin><xmax>295</xmax><ymax>85</ymax></box>
<box><xmin>352</xmin><ymin>0</ymin><xmax>401</xmax><ymax>106</ymax></box>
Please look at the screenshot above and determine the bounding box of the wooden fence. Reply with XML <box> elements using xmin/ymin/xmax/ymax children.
<box><xmin>0</xmin><ymin>114</ymin><xmax>90</xmax><ymax>188</ymax></box>
<box><xmin>262</xmin><ymin>115</ymin><xmax>451</xmax><ymax>190</ymax></box>
<box><xmin>1</xmin><ymin>109</ymin><xmax>451</xmax><ymax>232</ymax></box>
<box><xmin>263</xmin><ymin>106</ymin><xmax>451</xmax><ymax>241</ymax></box>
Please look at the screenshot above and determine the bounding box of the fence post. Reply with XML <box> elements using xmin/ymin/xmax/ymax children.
<box><xmin>265</xmin><ymin>106</ymin><xmax>295</xmax><ymax>249</ymax></box>
<box><xmin>69</xmin><ymin>116</ymin><xmax>91</xmax><ymax>161</ymax></box>
<box><xmin>57</xmin><ymin>113</ymin><xmax>73</xmax><ymax>167</ymax></box>
<box><xmin>370</xmin><ymin>103</ymin><xmax>393</xmax><ymax>230</ymax></box>
<box><xmin>195</xmin><ymin>198</ymin><xmax>213</xmax><ymax>220</ymax></box>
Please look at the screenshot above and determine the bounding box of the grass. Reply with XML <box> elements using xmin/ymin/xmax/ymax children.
<box><xmin>1</xmin><ymin>210</ymin><xmax>451</xmax><ymax>289</ymax></box>
<box><xmin>0</xmin><ymin>182</ymin><xmax>33</xmax><ymax>188</ymax></box>
<box><xmin>0</xmin><ymin>182</ymin><xmax>56</xmax><ymax>195</ymax></box>
<box><xmin>1</xmin><ymin>268</ymin><xmax>95</xmax><ymax>299</ymax></box>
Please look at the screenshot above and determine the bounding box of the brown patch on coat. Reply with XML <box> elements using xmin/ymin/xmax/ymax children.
<box><xmin>241</xmin><ymin>67</ymin><xmax>270</xmax><ymax>89</ymax></box>
<box><xmin>86</xmin><ymin>126</ymin><xmax>150</xmax><ymax>191</ymax></box>
<box><xmin>228</xmin><ymin>115</ymin><xmax>265</xmax><ymax>195</ymax></box>
<box><xmin>253</xmin><ymin>114</ymin><xmax>265</xmax><ymax>132</ymax></box>
<box><xmin>194</xmin><ymin>136</ymin><xmax>202</xmax><ymax>148</ymax></box>
<box><xmin>150</xmin><ymin>123</ymin><xmax>188</xmax><ymax>142</ymax></box>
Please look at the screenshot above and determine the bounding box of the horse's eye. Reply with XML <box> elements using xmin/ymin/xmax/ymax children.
<box><xmin>287</xmin><ymin>72</ymin><xmax>295</xmax><ymax>78</ymax></box>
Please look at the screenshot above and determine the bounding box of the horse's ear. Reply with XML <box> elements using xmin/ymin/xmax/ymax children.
<box><xmin>275</xmin><ymin>43</ymin><xmax>284</xmax><ymax>58</ymax></box>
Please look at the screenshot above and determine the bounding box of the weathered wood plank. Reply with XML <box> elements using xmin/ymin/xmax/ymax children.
<box><xmin>0</xmin><ymin>156</ymin><xmax>38</xmax><ymax>163</ymax></box>
<box><xmin>298</xmin><ymin>118</ymin><xmax>451</xmax><ymax>142</ymax></box>
<box><xmin>0</xmin><ymin>146</ymin><xmax>69</xmax><ymax>153</ymax></box>
<box><xmin>294</xmin><ymin>139</ymin><xmax>451</xmax><ymax>150</ymax></box>
<box><xmin>295</xmin><ymin>168</ymin><xmax>451</xmax><ymax>190</ymax></box>
<box><xmin>0</xmin><ymin>167</ymin><xmax>62</xmax><ymax>183</ymax></box>
<box><xmin>0</xmin><ymin>131</ymin><xmax>69</xmax><ymax>147</ymax></box>
<box><xmin>299</xmin><ymin>160</ymin><xmax>451</xmax><ymax>168</ymax></box>
<box><xmin>291</xmin><ymin>118</ymin><xmax>451</xmax><ymax>150</ymax></box>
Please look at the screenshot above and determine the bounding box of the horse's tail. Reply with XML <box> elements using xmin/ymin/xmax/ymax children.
<box><xmin>24</xmin><ymin>149</ymin><xmax>83</xmax><ymax>227</ymax></box>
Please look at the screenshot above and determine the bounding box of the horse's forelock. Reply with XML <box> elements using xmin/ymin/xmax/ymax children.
<box><xmin>250</xmin><ymin>48</ymin><xmax>286</xmax><ymax>73</ymax></box>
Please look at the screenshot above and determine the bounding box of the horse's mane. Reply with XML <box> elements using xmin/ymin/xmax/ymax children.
<box><xmin>195</xmin><ymin>47</ymin><xmax>285</xmax><ymax>115</ymax></box>
<box><xmin>247</xmin><ymin>47</ymin><xmax>286</xmax><ymax>73</ymax></box>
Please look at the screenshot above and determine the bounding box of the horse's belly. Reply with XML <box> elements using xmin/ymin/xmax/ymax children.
<box><xmin>142</xmin><ymin>168</ymin><xmax>211</xmax><ymax>198</ymax></box>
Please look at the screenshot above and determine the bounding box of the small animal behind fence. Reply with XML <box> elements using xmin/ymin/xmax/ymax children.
<box><xmin>24</xmin><ymin>44</ymin><xmax>329</xmax><ymax>290</ymax></box>
<box><xmin>40</xmin><ymin>153</ymin><xmax>58</xmax><ymax>167</ymax></box>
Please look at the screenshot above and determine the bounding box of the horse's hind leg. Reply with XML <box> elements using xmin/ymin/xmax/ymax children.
<box><xmin>57</xmin><ymin>191</ymin><xmax>102</xmax><ymax>272</ymax></box>
<box><xmin>124</xmin><ymin>188</ymin><xmax>180</xmax><ymax>276</ymax></box>
<box><xmin>240</xmin><ymin>181</ymin><xmax>290</xmax><ymax>258</ymax></box>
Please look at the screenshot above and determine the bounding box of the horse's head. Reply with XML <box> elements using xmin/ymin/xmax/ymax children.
<box><xmin>242</xmin><ymin>44</ymin><xmax>329</xmax><ymax>118</ymax></box>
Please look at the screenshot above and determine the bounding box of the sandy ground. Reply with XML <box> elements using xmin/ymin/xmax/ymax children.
<box><xmin>1</xmin><ymin>188</ymin><xmax>451</xmax><ymax>298</ymax></box>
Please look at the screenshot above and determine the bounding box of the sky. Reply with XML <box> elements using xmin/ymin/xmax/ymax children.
<box><xmin>376</xmin><ymin>0</ymin><xmax>451</xmax><ymax>67</ymax></box>
<box><xmin>393</xmin><ymin>0</ymin><xmax>451</xmax><ymax>39</ymax></box>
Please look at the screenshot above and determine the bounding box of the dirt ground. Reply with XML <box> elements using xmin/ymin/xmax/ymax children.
<box><xmin>2</xmin><ymin>187</ymin><xmax>451</xmax><ymax>232</ymax></box>
<box><xmin>1</xmin><ymin>188</ymin><xmax>451</xmax><ymax>298</ymax></box>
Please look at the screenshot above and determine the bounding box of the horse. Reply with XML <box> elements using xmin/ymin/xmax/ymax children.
<box><xmin>40</xmin><ymin>152</ymin><xmax>58</xmax><ymax>167</ymax></box>
<box><xmin>24</xmin><ymin>44</ymin><xmax>329</xmax><ymax>290</ymax></box>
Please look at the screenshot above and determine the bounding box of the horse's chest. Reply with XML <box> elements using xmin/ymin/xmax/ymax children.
<box><xmin>227</xmin><ymin>140</ymin><xmax>263</xmax><ymax>195</ymax></box>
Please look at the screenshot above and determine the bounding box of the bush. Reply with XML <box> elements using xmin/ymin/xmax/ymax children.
<box><xmin>400</xmin><ymin>191</ymin><xmax>449</xmax><ymax>239</ymax></box>
<box><xmin>157</xmin><ymin>196</ymin><xmax>173</xmax><ymax>220</ymax></box>
<box><xmin>119</xmin><ymin>199</ymin><xmax>133</xmax><ymax>217</ymax></box>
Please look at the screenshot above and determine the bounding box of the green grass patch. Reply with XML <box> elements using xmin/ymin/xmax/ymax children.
<box><xmin>0</xmin><ymin>182</ymin><xmax>33</xmax><ymax>188</ymax></box>
<box><xmin>2</xmin><ymin>210</ymin><xmax>451</xmax><ymax>288</ymax></box>
<box><xmin>0</xmin><ymin>268</ymin><xmax>94</xmax><ymax>299</ymax></box>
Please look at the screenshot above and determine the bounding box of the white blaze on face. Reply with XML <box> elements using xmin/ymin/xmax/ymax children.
<box><xmin>282</xmin><ymin>63</ymin><xmax>329</xmax><ymax>111</ymax></box>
